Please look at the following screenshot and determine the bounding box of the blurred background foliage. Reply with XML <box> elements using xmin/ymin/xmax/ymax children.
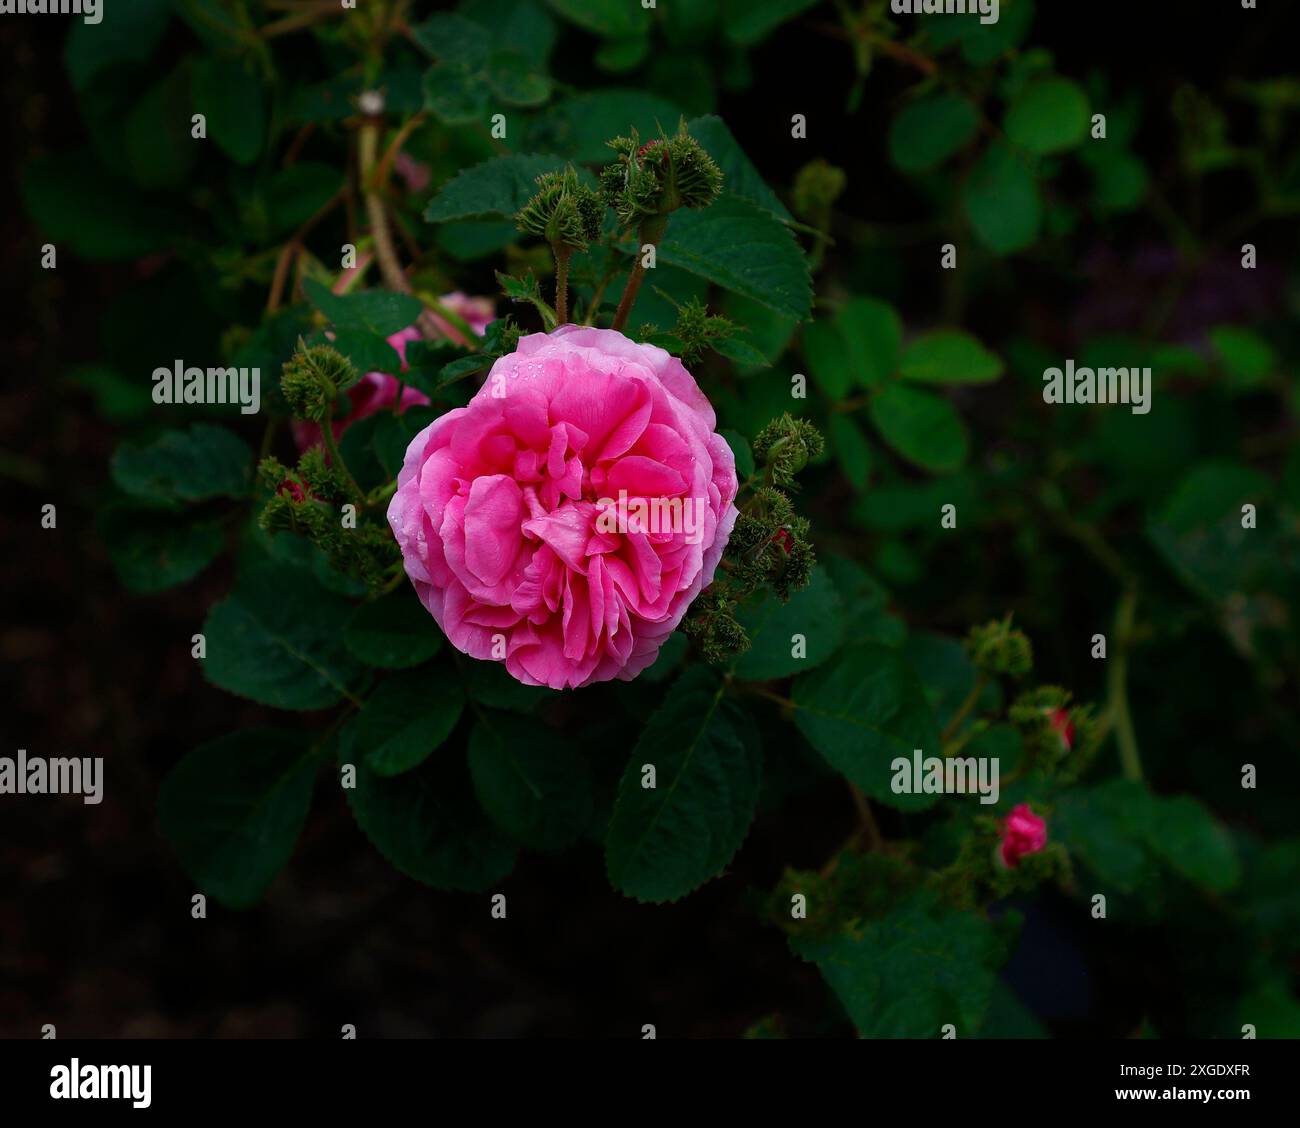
<box><xmin>6</xmin><ymin>0</ymin><xmax>1300</xmax><ymax>1037</ymax></box>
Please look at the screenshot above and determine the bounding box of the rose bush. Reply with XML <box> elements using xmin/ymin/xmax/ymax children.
<box><xmin>41</xmin><ymin>0</ymin><xmax>1296</xmax><ymax>1039</ymax></box>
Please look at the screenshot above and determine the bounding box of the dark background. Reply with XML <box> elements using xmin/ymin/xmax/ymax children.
<box><xmin>3</xmin><ymin>1</ymin><xmax>1296</xmax><ymax>1037</ymax></box>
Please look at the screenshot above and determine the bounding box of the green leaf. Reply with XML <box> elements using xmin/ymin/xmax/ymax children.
<box><xmin>889</xmin><ymin>93</ymin><xmax>979</xmax><ymax>173</ymax></box>
<box><xmin>1146</xmin><ymin>794</ymin><xmax>1241</xmax><ymax>893</ymax></box>
<box><xmin>410</xmin><ymin>13</ymin><xmax>491</xmax><ymax>62</ymax></box>
<box><xmin>124</xmin><ymin>66</ymin><xmax>196</xmax><ymax>191</ymax></box>
<box><xmin>821</xmin><ymin>554</ymin><xmax>906</xmax><ymax>647</ymax></box>
<box><xmin>1209</xmin><ymin>325</ymin><xmax>1275</xmax><ymax>389</ymax></box>
<box><xmin>191</xmin><ymin>56</ymin><xmax>266</xmax><ymax>165</ymax></box>
<box><xmin>487</xmin><ymin>49</ymin><xmax>552</xmax><ymax>107</ymax></box>
<box><xmin>302</xmin><ymin>279</ymin><xmax>423</xmax><ymax>337</ymax></box>
<box><xmin>65</xmin><ymin>0</ymin><xmax>172</xmax><ymax>91</ymax></box>
<box><xmin>111</xmin><ymin>424</ymin><xmax>253</xmax><ymax>504</ymax></box>
<box><xmin>605</xmin><ymin>667</ymin><xmax>762</xmax><ymax>902</ymax></box>
<box><xmin>463</xmin><ymin>0</ymin><xmax>558</xmax><ymax>64</ymax></box>
<box><xmin>345</xmin><ymin>588</ymin><xmax>444</xmax><ymax>669</ymax></box>
<box><xmin>721</xmin><ymin>429</ymin><xmax>755</xmax><ymax>479</ymax></box>
<box><xmin>459</xmin><ymin>657</ymin><xmax>553</xmax><ymax>713</ymax></box>
<box><xmin>1055</xmin><ymin>786</ymin><xmax>1159</xmax><ymax>894</ymax></box>
<box><xmin>734</xmin><ymin>565</ymin><xmax>845</xmax><ymax>680</ymax></box>
<box><xmin>346</xmin><ymin>667</ymin><xmax>464</xmax><ymax>777</ymax></box>
<box><xmin>1087</xmin><ymin>149</ymin><xmax>1148</xmax><ymax>212</ymax></box>
<box><xmin>202</xmin><ymin>562</ymin><xmax>365</xmax><ymax>710</ymax></box>
<box><xmin>424</xmin><ymin>153</ymin><xmax>568</xmax><ymax>222</ymax></box>
<box><xmin>829</xmin><ymin>414</ymin><xmax>872</xmax><ymax>491</ymax></box>
<box><xmin>658</xmin><ymin>194</ymin><xmax>813</xmax><ymax>321</ymax></box>
<box><xmin>1239</xmin><ymin>978</ymin><xmax>1300</xmax><ymax>1039</ymax></box>
<box><xmin>468</xmin><ymin>712</ymin><xmax>594</xmax><ymax>850</ymax></box>
<box><xmin>595</xmin><ymin>36</ymin><xmax>651</xmax><ymax>73</ymax></box>
<box><xmin>1005</xmin><ymin>76</ymin><xmax>1090</xmax><ymax>155</ymax></box>
<box><xmin>1147</xmin><ymin>460</ymin><xmax>1274</xmax><ymax>603</ymax></box>
<box><xmin>342</xmin><ymin>721</ymin><xmax>517</xmax><ymax>891</ymax></box>
<box><xmin>905</xmin><ymin>632</ymin><xmax>1000</xmax><ymax>734</ymax></box>
<box><xmin>68</xmin><ymin>365</ymin><xmax>154</xmax><ymax>423</ymax></box>
<box><xmin>868</xmin><ymin>384</ymin><xmax>969</xmax><ymax>473</ymax></box>
<box><xmin>422</xmin><ymin>60</ymin><xmax>490</xmax><ymax>125</ymax></box>
<box><xmin>926</xmin><ymin>0</ymin><xmax>1035</xmax><ymax>65</ymax></box>
<box><xmin>712</xmin><ymin>332</ymin><xmax>768</xmax><ymax>369</ymax></box>
<box><xmin>525</xmin><ymin>91</ymin><xmax>682</xmax><ymax>163</ymax></box>
<box><xmin>791</xmin><ymin>894</ymin><xmax>1004</xmax><ymax>1037</ymax></box>
<box><xmin>158</xmin><ymin>730</ymin><xmax>315</xmax><ymax>910</ymax></box>
<box><xmin>963</xmin><ymin>141</ymin><xmax>1042</xmax><ymax>254</ymax></box>
<box><xmin>685</xmin><ymin>115</ymin><xmax>792</xmax><ymax>221</ymax></box>
<box><xmin>722</xmin><ymin>0</ymin><xmax>820</xmax><ymax>46</ymax></box>
<box><xmin>791</xmin><ymin>643</ymin><xmax>940</xmax><ymax>809</ymax></box>
<box><xmin>101</xmin><ymin>502</ymin><xmax>224</xmax><ymax>594</ymax></box>
<box><xmin>1056</xmin><ymin>780</ymin><xmax>1241</xmax><ymax>894</ymax></box>
<box><xmin>802</xmin><ymin>319</ymin><xmax>854</xmax><ymax>400</ymax></box>
<box><xmin>23</xmin><ymin>152</ymin><xmax>178</xmax><ymax>260</ymax></box>
<box><xmin>838</xmin><ymin>297</ymin><xmax>903</xmax><ymax>388</ymax></box>
<box><xmin>266</xmin><ymin>163</ymin><xmax>340</xmax><ymax>237</ymax></box>
<box><xmin>641</xmin><ymin>631</ymin><xmax>688</xmax><ymax>683</ymax></box>
<box><xmin>899</xmin><ymin>330</ymin><xmax>1004</xmax><ymax>385</ymax></box>
<box><xmin>545</xmin><ymin>0</ymin><xmax>651</xmax><ymax>38</ymax></box>
<box><xmin>324</xmin><ymin>330</ymin><xmax>403</xmax><ymax>375</ymax></box>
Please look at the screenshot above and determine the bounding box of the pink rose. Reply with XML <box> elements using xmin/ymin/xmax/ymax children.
<box><xmin>293</xmin><ymin>294</ymin><xmax>496</xmax><ymax>451</ymax></box>
<box><xmin>387</xmin><ymin>326</ymin><xmax>739</xmax><ymax>690</ymax></box>
<box><xmin>998</xmin><ymin>803</ymin><xmax>1048</xmax><ymax>868</ymax></box>
<box><xmin>430</xmin><ymin>291</ymin><xmax>495</xmax><ymax>341</ymax></box>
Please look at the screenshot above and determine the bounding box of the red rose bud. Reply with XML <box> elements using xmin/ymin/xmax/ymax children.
<box><xmin>1048</xmin><ymin>707</ymin><xmax>1074</xmax><ymax>752</ymax></box>
<box><xmin>772</xmin><ymin>528</ymin><xmax>794</xmax><ymax>554</ymax></box>
<box><xmin>276</xmin><ymin>479</ymin><xmax>307</xmax><ymax>503</ymax></box>
<box><xmin>998</xmin><ymin>803</ymin><xmax>1047</xmax><ymax>868</ymax></box>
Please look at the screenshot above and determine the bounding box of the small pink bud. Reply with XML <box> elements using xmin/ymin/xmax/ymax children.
<box><xmin>998</xmin><ymin>803</ymin><xmax>1047</xmax><ymax>868</ymax></box>
<box><xmin>276</xmin><ymin>480</ymin><xmax>307</xmax><ymax>503</ymax></box>
<box><xmin>1048</xmin><ymin>707</ymin><xmax>1074</xmax><ymax>752</ymax></box>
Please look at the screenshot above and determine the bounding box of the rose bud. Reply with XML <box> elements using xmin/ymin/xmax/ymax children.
<box><xmin>294</xmin><ymin>294</ymin><xmax>495</xmax><ymax>451</ymax></box>
<box><xmin>998</xmin><ymin>803</ymin><xmax>1048</xmax><ymax>868</ymax></box>
<box><xmin>1048</xmin><ymin>707</ymin><xmax>1074</xmax><ymax>752</ymax></box>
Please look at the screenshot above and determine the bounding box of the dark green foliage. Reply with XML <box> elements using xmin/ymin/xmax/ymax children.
<box><xmin>36</xmin><ymin>0</ymin><xmax>1298</xmax><ymax>1040</ymax></box>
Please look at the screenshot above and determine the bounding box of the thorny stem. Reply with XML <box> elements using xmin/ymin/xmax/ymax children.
<box><xmin>321</xmin><ymin>418</ymin><xmax>365</xmax><ymax>503</ymax></box>
<box><xmin>612</xmin><ymin>216</ymin><xmax>668</xmax><ymax>332</ymax></box>
<box><xmin>359</xmin><ymin>109</ymin><xmax>410</xmax><ymax>297</ymax></box>
<box><xmin>1108</xmin><ymin>585</ymin><xmax>1144</xmax><ymax>782</ymax></box>
<box><xmin>266</xmin><ymin>187</ymin><xmax>346</xmax><ymax>313</ymax></box>
<box><xmin>583</xmin><ymin>246</ymin><xmax>624</xmax><ymax>325</ymax></box>
<box><xmin>368</xmin><ymin>479</ymin><xmax>399</xmax><ymax>507</ymax></box>
<box><xmin>940</xmin><ymin>673</ymin><xmax>990</xmax><ymax>748</ymax></box>
<box><xmin>554</xmin><ymin>246</ymin><xmax>572</xmax><ymax>325</ymax></box>
<box><xmin>377</xmin><ymin>567</ymin><xmax>406</xmax><ymax>597</ymax></box>
<box><xmin>375</xmin><ymin>112</ymin><xmax>427</xmax><ymax>187</ymax></box>
<box><xmin>359</xmin><ymin>99</ymin><xmax>456</xmax><ymax>345</ymax></box>
<box><xmin>850</xmin><ymin>784</ymin><xmax>883</xmax><ymax>850</ymax></box>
